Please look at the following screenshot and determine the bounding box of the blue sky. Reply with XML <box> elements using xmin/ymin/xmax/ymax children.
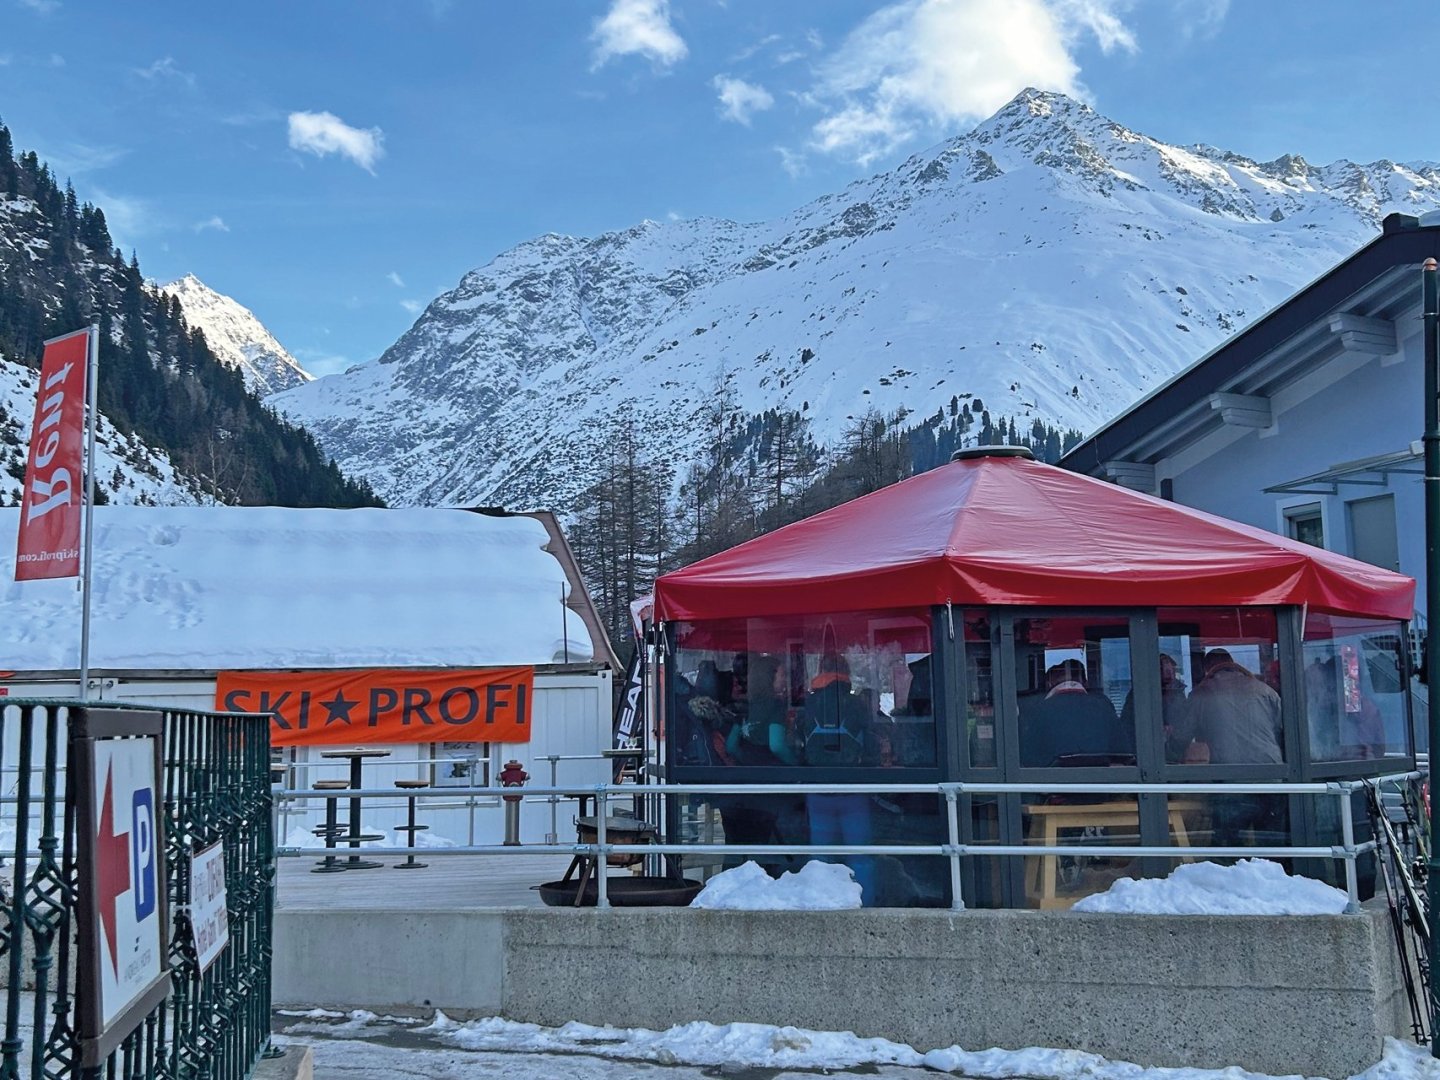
<box><xmin>2</xmin><ymin>0</ymin><xmax>1437</xmax><ymax>378</ymax></box>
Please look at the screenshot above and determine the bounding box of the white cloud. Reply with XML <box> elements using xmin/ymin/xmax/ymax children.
<box><xmin>47</xmin><ymin>53</ymin><xmax>64</xmax><ymax>67</ymax></box>
<box><xmin>591</xmin><ymin>0</ymin><xmax>687</xmax><ymax>70</ymax></box>
<box><xmin>287</xmin><ymin>111</ymin><xmax>385</xmax><ymax>173</ymax></box>
<box><xmin>89</xmin><ymin>189</ymin><xmax>154</xmax><ymax>244</ymax></box>
<box><xmin>731</xmin><ymin>33</ymin><xmax>780</xmax><ymax>62</ymax></box>
<box><xmin>776</xmin><ymin>146</ymin><xmax>806</xmax><ymax>178</ymax></box>
<box><xmin>34</xmin><ymin>141</ymin><xmax>126</xmax><ymax>175</ymax></box>
<box><xmin>400</xmin><ymin>299</ymin><xmax>425</xmax><ymax>315</ymax></box>
<box><xmin>19</xmin><ymin>0</ymin><xmax>60</xmax><ymax>14</ymax></box>
<box><xmin>1177</xmin><ymin>0</ymin><xmax>1229</xmax><ymax>39</ymax></box>
<box><xmin>193</xmin><ymin>216</ymin><xmax>229</xmax><ymax>233</ymax></box>
<box><xmin>712</xmin><ymin>76</ymin><xmax>774</xmax><ymax>126</ymax></box>
<box><xmin>134</xmin><ymin>56</ymin><xmax>195</xmax><ymax>86</ymax></box>
<box><xmin>806</xmin><ymin>0</ymin><xmax>1138</xmax><ymax>166</ymax></box>
<box><xmin>387</xmin><ymin>271</ymin><xmax>405</xmax><ymax>288</ymax></box>
<box><xmin>0</xmin><ymin>55</ymin><xmax>11</xmax><ymax>66</ymax></box>
<box><xmin>666</xmin><ymin>210</ymin><xmax>681</xmax><ymax>221</ymax></box>
<box><xmin>1051</xmin><ymin>0</ymin><xmax>1137</xmax><ymax>53</ymax></box>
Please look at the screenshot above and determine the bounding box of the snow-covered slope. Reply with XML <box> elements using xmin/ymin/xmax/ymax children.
<box><xmin>271</xmin><ymin>89</ymin><xmax>1440</xmax><ymax>510</ymax></box>
<box><xmin>0</xmin><ymin>352</ymin><xmax>205</xmax><ymax>507</ymax></box>
<box><xmin>162</xmin><ymin>274</ymin><xmax>311</xmax><ymax>396</ymax></box>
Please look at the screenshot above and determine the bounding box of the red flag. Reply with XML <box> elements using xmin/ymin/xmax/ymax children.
<box><xmin>16</xmin><ymin>329</ymin><xmax>89</xmax><ymax>581</ymax></box>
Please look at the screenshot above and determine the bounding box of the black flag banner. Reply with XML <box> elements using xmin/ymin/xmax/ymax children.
<box><xmin>611</xmin><ymin>648</ymin><xmax>644</xmax><ymax>782</ymax></box>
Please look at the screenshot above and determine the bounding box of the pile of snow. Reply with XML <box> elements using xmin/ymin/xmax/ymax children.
<box><xmin>423</xmin><ymin>1012</ymin><xmax>920</xmax><ymax>1071</ymax></box>
<box><xmin>1072</xmin><ymin>859</ymin><xmax>1349</xmax><ymax>915</ymax></box>
<box><xmin>690</xmin><ymin>860</ymin><xmax>862</xmax><ymax>910</ymax></box>
<box><xmin>411</xmin><ymin>829</ymin><xmax>459</xmax><ymax>849</ymax></box>
<box><xmin>325</xmin><ymin>1011</ymin><xmax>1440</xmax><ymax>1080</ymax></box>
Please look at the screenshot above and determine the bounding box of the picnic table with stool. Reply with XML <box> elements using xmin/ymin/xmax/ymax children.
<box><xmin>314</xmin><ymin>747</ymin><xmax>391</xmax><ymax>872</ymax></box>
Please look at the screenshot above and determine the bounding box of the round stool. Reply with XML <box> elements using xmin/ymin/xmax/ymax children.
<box><xmin>311</xmin><ymin>780</ymin><xmax>352</xmax><ymax>873</ymax></box>
<box><xmin>392</xmin><ymin>779</ymin><xmax>430</xmax><ymax>869</ymax></box>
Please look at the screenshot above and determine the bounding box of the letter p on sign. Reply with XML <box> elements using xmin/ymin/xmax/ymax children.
<box><xmin>131</xmin><ymin>789</ymin><xmax>156</xmax><ymax>921</ymax></box>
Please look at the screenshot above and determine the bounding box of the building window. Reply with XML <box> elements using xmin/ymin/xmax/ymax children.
<box><xmin>432</xmin><ymin>741</ymin><xmax>490</xmax><ymax>787</ymax></box>
<box><xmin>1284</xmin><ymin>504</ymin><xmax>1324</xmax><ymax>548</ymax></box>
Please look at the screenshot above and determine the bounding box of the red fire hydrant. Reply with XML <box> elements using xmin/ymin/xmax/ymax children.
<box><xmin>499</xmin><ymin>759</ymin><xmax>529</xmax><ymax>846</ymax></box>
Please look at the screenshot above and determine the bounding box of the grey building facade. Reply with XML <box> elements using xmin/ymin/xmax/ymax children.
<box><xmin>1061</xmin><ymin>213</ymin><xmax>1440</xmax><ymax>619</ymax></box>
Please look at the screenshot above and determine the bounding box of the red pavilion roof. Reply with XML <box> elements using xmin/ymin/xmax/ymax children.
<box><xmin>654</xmin><ymin>453</ymin><xmax>1414</xmax><ymax>622</ymax></box>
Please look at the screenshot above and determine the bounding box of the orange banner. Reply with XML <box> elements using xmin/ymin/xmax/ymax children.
<box><xmin>215</xmin><ymin>667</ymin><xmax>534</xmax><ymax>746</ymax></box>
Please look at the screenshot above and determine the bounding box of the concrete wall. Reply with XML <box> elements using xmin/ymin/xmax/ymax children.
<box><xmin>273</xmin><ymin>909</ymin><xmax>505</xmax><ymax>1013</ymax></box>
<box><xmin>273</xmin><ymin>905</ymin><xmax>1410</xmax><ymax>1077</ymax></box>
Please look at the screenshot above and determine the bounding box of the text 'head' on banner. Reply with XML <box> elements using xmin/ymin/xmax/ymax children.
<box><xmin>16</xmin><ymin>327</ymin><xmax>90</xmax><ymax>581</ymax></box>
<box><xmin>214</xmin><ymin>666</ymin><xmax>535</xmax><ymax>746</ymax></box>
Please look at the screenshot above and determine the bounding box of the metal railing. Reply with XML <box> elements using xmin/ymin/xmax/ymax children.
<box><xmin>273</xmin><ymin>750</ymin><xmax>612</xmax><ymax>849</ymax></box>
<box><xmin>273</xmin><ymin>772</ymin><xmax>1419</xmax><ymax>910</ymax></box>
<box><xmin>0</xmin><ymin>700</ymin><xmax>274</xmax><ymax>1080</ymax></box>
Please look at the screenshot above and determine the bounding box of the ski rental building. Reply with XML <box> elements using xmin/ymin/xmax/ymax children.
<box><xmin>0</xmin><ymin>505</ymin><xmax>618</xmax><ymax>846</ymax></box>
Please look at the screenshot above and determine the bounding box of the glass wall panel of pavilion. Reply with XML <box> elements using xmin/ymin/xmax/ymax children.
<box><xmin>1002</xmin><ymin>611</ymin><xmax>1144</xmax><ymax>909</ymax></box>
<box><xmin>1147</xmin><ymin>607</ymin><xmax>1296</xmax><ymax>873</ymax></box>
<box><xmin>1297</xmin><ymin>612</ymin><xmax>1416</xmax><ymax>894</ymax></box>
<box><xmin>667</xmin><ymin>607</ymin><xmax>949</xmax><ymax>907</ymax></box>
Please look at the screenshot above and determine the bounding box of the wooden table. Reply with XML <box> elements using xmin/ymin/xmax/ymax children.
<box><xmin>1024</xmin><ymin>799</ymin><xmax>1199</xmax><ymax>910</ymax></box>
<box><xmin>319</xmin><ymin>747</ymin><xmax>392</xmax><ymax>870</ymax></box>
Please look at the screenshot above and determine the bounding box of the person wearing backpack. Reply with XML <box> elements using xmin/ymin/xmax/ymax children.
<box><xmin>726</xmin><ymin>654</ymin><xmax>799</xmax><ymax>766</ymax></box>
<box><xmin>802</xmin><ymin>653</ymin><xmax>878</xmax><ymax>903</ymax></box>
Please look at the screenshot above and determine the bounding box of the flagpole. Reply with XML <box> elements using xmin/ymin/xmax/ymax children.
<box><xmin>77</xmin><ymin>322</ymin><xmax>99</xmax><ymax>702</ymax></box>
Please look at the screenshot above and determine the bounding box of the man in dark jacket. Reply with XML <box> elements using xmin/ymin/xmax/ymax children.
<box><xmin>1184</xmin><ymin>649</ymin><xmax>1283</xmax><ymax>764</ymax></box>
<box><xmin>1019</xmin><ymin>660</ymin><xmax>1122</xmax><ymax>767</ymax></box>
<box><xmin>1182</xmin><ymin>649</ymin><xmax>1286</xmax><ymax>848</ymax></box>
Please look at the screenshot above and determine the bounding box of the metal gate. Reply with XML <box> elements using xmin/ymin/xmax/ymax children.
<box><xmin>0</xmin><ymin>700</ymin><xmax>274</xmax><ymax>1079</ymax></box>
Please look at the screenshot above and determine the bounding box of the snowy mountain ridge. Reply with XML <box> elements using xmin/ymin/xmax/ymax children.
<box><xmin>161</xmin><ymin>274</ymin><xmax>311</xmax><ymax>396</ymax></box>
<box><xmin>270</xmin><ymin>88</ymin><xmax>1440</xmax><ymax>510</ymax></box>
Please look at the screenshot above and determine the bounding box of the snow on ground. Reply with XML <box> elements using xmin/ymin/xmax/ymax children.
<box><xmin>273</xmin><ymin>1009</ymin><xmax>1440</xmax><ymax>1080</ymax></box>
<box><xmin>1072</xmin><ymin>859</ymin><xmax>1350</xmax><ymax>915</ymax></box>
<box><xmin>690</xmin><ymin>859</ymin><xmax>862</xmax><ymax>910</ymax></box>
<box><xmin>281</xmin><ymin>824</ymin><xmax>460</xmax><ymax>851</ymax></box>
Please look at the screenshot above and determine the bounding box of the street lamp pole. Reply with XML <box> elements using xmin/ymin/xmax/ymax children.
<box><xmin>1424</xmin><ymin>255</ymin><xmax>1440</xmax><ymax>1057</ymax></box>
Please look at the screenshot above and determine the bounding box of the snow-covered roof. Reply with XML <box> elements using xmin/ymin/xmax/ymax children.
<box><xmin>0</xmin><ymin>507</ymin><xmax>595</xmax><ymax>672</ymax></box>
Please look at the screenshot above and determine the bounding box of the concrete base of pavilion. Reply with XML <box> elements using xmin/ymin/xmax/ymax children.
<box><xmin>273</xmin><ymin>892</ymin><xmax>1411</xmax><ymax>1078</ymax></box>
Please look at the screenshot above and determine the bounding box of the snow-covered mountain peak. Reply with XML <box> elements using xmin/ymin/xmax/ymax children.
<box><xmin>271</xmin><ymin>91</ymin><xmax>1440</xmax><ymax>512</ymax></box>
<box><xmin>161</xmin><ymin>275</ymin><xmax>312</xmax><ymax>396</ymax></box>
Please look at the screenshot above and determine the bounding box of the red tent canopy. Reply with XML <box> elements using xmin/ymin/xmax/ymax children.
<box><xmin>654</xmin><ymin>452</ymin><xmax>1415</xmax><ymax>622</ymax></box>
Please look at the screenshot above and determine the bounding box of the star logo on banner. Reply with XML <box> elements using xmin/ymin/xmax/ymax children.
<box><xmin>95</xmin><ymin>763</ymin><xmax>130</xmax><ymax>978</ymax></box>
<box><xmin>320</xmin><ymin>690</ymin><xmax>359</xmax><ymax>726</ymax></box>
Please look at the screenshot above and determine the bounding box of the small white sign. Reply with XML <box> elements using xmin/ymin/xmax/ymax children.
<box><xmin>93</xmin><ymin>738</ymin><xmax>166</xmax><ymax>1027</ymax></box>
<box><xmin>189</xmin><ymin>841</ymin><xmax>229</xmax><ymax>973</ymax></box>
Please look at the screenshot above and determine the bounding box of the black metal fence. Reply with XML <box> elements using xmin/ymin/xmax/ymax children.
<box><xmin>0</xmin><ymin>700</ymin><xmax>273</xmax><ymax>1080</ymax></box>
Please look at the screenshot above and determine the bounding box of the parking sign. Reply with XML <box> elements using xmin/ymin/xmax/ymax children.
<box><xmin>75</xmin><ymin>710</ymin><xmax>171</xmax><ymax>1067</ymax></box>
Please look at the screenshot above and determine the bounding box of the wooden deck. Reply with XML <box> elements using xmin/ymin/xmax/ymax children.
<box><xmin>275</xmin><ymin>852</ymin><xmax>577</xmax><ymax>910</ymax></box>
